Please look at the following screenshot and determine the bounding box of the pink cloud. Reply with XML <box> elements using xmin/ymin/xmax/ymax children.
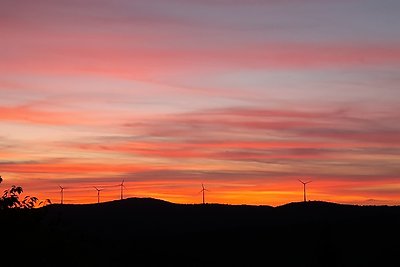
<box><xmin>2</xmin><ymin>35</ymin><xmax>400</xmax><ymax>79</ymax></box>
<box><xmin>0</xmin><ymin>105</ymin><xmax>96</xmax><ymax>125</ymax></box>
<box><xmin>0</xmin><ymin>160</ymin><xmax>153</xmax><ymax>174</ymax></box>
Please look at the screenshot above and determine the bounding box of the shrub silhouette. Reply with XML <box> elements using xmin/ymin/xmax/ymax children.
<box><xmin>0</xmin><ymin>175</ymin><xmax>51</xmax><ymax>209</ymax></box>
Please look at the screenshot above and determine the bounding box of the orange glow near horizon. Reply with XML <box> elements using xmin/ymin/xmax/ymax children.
<box><xmin>6</xmin><ymin>177</ymin><xmax>400</xmax><ymax>207</ymax></box>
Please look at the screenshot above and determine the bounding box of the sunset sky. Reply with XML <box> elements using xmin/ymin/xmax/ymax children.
<box><xmin>1</xmin><ymin>0</ymin><xmax>399</xmax><ymax>206</ymax></box>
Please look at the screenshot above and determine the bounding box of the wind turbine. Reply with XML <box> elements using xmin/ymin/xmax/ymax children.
<box><xmin>93</xmin><ymin>186</ymin><xmax>103</xmax><ymax>204</ymax></box>
<box><xmin>298</xmin><ymin>179</ymin><xmax>312</xmax><ymax>202</ymax></box>
<box><xmin>199</xmin><ymin>183</ymin><xmax>209</xmax><ymax>204</ymax></box>
<box><xmin>59</xmin><ymin>185</ymin><xmax>65</xmax><ymax>204</ymax></box>
<box><xmin>119</xmin><ymin>179</ymin><xmax>126</xmax><ymax>200</ymax></box>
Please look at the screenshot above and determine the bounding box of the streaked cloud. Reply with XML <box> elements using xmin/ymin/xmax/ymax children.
<box><xmin>0</xmin><ymin>0</ymin><xmax>399</xmax><ymax>205</ymax></box>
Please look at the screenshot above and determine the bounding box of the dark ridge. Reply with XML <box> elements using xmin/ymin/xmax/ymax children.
<box><xmin>49</xmin><ymin>196</ymin><xmax>175</xmax><ymax>209</ymax></box>
<box><xmin>2</xmin><ymin>197</ymin><xmax>400</xmax><ymax>267</ymax></box>
<box><xmin>277</xmin><ymin>200</ymin><xmax>350</xmax><ymax>208</ymax></box>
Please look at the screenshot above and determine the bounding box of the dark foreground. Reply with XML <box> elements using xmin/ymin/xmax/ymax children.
<box><xmin>1</xmin><ymin>198</ymin><xmax>400</xmax><ymax>266</ymax></box>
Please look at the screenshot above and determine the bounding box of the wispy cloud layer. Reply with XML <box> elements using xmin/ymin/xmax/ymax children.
<box><xmin>1</xmin><ymin>0</ymin><xmax>399</xmax><ymax>205</ymax></box>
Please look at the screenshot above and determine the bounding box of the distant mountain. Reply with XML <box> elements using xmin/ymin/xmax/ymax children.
<box><xmin>2</xmin><ymin>198</ymin><xmax>400</xmax><ymax>267</ymax></box>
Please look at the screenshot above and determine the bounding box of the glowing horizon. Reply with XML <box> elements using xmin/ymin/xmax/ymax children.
<box><xmin>1</xmin><ymin>0</ymin><xmax>399</xmax><ymax>206</ymax></box>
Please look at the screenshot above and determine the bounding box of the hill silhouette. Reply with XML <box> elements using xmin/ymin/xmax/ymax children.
<box><xmin>1</xmin><ymin>198</ymin><xmax>400</xmax><ymax>266</ymax></box>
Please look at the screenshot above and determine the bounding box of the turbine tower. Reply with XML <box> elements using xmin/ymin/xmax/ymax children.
<box><xmin>119</xmin><ymin>179</ymin><xmax>125</xmax><ymax>200</ymax></box>
<box><xmin>200</xmin><ymin>183</ymin><xmax>209</xmax><ymax>204</ymax></box>
<box><xmin>59</xmin><ymin>185</ymin><xmax>64</xmax><ymax>204</ymax></box>
<box><xmin>93</xmin><ymin>186</ymin><xmax>103</xmax><ymax>204</ymax></box>
<box><xmin>298</xmin><ymin>179</ymin><xmax>312</xmax><ymax>202</ymax></box>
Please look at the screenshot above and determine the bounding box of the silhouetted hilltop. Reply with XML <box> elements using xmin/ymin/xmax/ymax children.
<box><xmin>276</xmin><ymin>200</ymin><xmax>400</xmax><ymax>223</ymax></box>
<box><xmin>278</xmin><ymin>199</ymin><xmax>347</xmax><ymax>208</ymax></box>
<box><xmin>43</xmin><ymin>198</ymin><xmax>399</xmax><ymax>232</ymax></box>
<box><xmin>42</xmin><ymin>197</ymin><xmax>275</xmax><ymax>241</ymax></box>
<box><xmin>2</xmin><ymin>198</ymin><xmax>400</xmax><ymax>267</ymax></box>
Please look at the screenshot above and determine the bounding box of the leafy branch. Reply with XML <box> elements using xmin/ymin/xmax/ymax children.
<box><xmin>0</xmin><ymin>175</ymin><xmax>51</xmax><ymax>210</ymax></box>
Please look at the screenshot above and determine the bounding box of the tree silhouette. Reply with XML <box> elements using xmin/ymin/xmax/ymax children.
<box><xmin>0</xmin><ymin>176</ymin><xmax>51</xmax><ymax>209</ymax></box>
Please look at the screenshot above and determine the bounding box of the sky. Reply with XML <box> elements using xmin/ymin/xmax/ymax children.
<box><xmin>1</xmin><ymin>0</ymin><xmax>399</xmax><ymax>206</ymax></box>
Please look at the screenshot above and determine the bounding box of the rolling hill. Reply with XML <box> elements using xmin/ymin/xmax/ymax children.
<box><xmin>1</xmin><ymin>198</ymin><xmax>400</xmax><ymax>266</ymax></box>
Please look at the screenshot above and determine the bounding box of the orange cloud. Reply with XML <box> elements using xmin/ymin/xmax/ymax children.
<box><xmin>0</xmin><ymin>161</ymin><xmax>152</xmax><ymax>174</ymax></box>
<box><xmin>0</xmin><ymin>105</ymin><xmax>90</xmax><ymax>125</ymax></box>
